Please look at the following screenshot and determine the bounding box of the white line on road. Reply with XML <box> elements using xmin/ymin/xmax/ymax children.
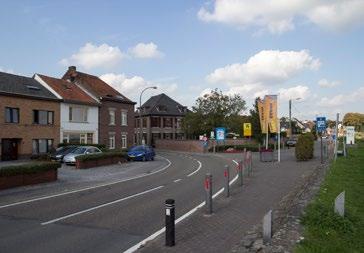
<box><xmin>173</xmin><ymin>179</ymin><xmax>182</xmax><ymax>183</ymax></box>
<box><xmin>187</xmin><ymin>159</ymin><xmax>202</xmax><ymax>177</ymax></box>
<box><xmin>41</xmin><ymin>185</ymin><xmax>164</xmax><ymax>225</ymax></box>
<box><xmin>0</xmin><ymin>156</ymin><xmax>171</xmax><ymax>209</ymax></box>
<box><xmin>124</xmin><ymin>159</ymin><xmax>239</xmax><ymax>253</ymax></box>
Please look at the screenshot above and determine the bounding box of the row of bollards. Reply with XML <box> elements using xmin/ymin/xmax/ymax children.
<box><xmin>165</xmin><ymin>150</ymin><xmax>254</xmax><ymax>247</ymax></box>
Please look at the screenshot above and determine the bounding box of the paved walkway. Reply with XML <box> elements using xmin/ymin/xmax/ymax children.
<box><xmin>138</xmin><ymin>145</ymin><xmax>321</xmax><ymax>253</ymax></box>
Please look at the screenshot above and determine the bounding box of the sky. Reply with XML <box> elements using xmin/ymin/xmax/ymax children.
<box><xmin>1</xmin><ymin>0</ymin><xmax>364</xmax><ymax>120</ymax></box>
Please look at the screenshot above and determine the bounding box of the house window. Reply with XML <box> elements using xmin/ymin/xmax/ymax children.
<box><xmin>32</xmin><ymin>139</ymin><xmax>53</xmax><ymax>154</ymax></box>
<box><xmin>5</xmin><ymin>107</ymin><xmax>19</xmax><ymax>123</ymax></box>
<box><xmin>69</xmin><ymin>107</ymin><xmax>88</xmax><ymax>122</ymax></box>
<box><xmin>121</xmin><ymin>111</ymin><xmax>127</xmax><ymax>126</ymax></box>
<box><xmin>62</xmin><ymin>133</ymin><xmax>94</xmax><ymax>144</ymax></box>
<box><xmin>109</xmin><ymin>133</ymin><xmax>115</xmax><ymax>149</ymax></box>
<box><xmin>151</xmin><ymin>117</ymin><xmax>160</xmax><ymax>127</ymax></box>
<box><xmin>121</xmin><ymin>134</ymin><xmax>127</xmax><ymax>149</ymax></box>
<box><xmin>164</xmin><ymin>118</ymin><xmax>172</xmax><ymax>128</ymax></box>
<box><xmin>87</xmin><ymin>133</ymin><xmax>93</xmax><ymax>144</ymax></box>
<box><xmin>33</xmin><ymin>110</ymin><xmax>54</xmax><ymax>125</ymax></box>
<box><xmin>109</xmin><ymin>110</ymin><xmax>115</xmax><ymax>125</ymax></box>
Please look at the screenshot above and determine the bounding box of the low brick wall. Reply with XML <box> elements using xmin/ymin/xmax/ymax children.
<box><xmin>76</xmin><ymin>156</ymin><xmax>127</xmax><ymax>169</ymax></box>
<box><xmin>155</xmin><ymin>139</ymin><xmax>256</xmax><ymax>153</ymax></box>
<box><xmin>0</xmin><ymin>169</ymin><xmax>57</xmax><ymax>190</ymax></box>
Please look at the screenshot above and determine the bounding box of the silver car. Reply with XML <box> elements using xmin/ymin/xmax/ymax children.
<box><xmin>63</xmin><ymin>146</ymin><xmax>102</xmax><ymax>165</ymax></box>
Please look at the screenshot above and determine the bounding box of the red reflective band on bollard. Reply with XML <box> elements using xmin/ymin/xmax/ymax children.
<box><xmin>224</xmin><ymin>170</ymin><xmax>228</xmax><ymax>177</ymax></box>
<box><xmin>205</xmin><ymin>179</ymin><xmax>209</xmax><ymax>190</ymax></box>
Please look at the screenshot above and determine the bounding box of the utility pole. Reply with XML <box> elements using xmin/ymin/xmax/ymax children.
<box><xmin>289</xmin><ymin>99</ymin><xmax>292</xmax><ymax>137</ymax></box>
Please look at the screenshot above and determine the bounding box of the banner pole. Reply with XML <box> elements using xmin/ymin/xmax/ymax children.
<box><xmin>278</xmin><ymin>94</ymin><xmax>281</xmax><ymax>162</ymax></box>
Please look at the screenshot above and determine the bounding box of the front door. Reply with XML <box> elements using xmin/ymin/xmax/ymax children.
<box><xmin>1</xmin><ymin>139</ymin><xmax>19</xmax><ymax>161</ymax></box>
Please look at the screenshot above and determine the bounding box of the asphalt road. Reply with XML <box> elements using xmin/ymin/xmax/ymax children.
<box><xmin>0</xmin><ymin>151</ymin><xmax>238</xmax><ymax>253</ymax></box>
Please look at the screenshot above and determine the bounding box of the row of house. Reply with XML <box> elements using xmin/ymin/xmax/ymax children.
<box><xmin>0</xmin><ymin>67</ymin><xmax>187</xmax><ymax>161</ymax></box>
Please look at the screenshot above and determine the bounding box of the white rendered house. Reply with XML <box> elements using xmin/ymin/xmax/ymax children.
<box><xmin>35</xmin><ymin>74</ymin><xmax>100</xmax><ymax>144</ymax></box>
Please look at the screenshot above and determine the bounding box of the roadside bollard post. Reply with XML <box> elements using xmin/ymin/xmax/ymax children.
<box><xmin>205</xmin><ymin>173</ymin><xmax>213</xmax><ymax>214</ymax></box>
<box><xmin>239</xmin><ymin>160</ymin><xmax>243</xmax><ymax>186</ymax></box>
<box><xmin>224</xmin><ymin>165</ymin><xmax>230</xmax><ymax>198</ymax></box>
<box><xmin>248</xmin><ymin>151</ymin><xmax>253</xmax><ymax>176</ymax></box>
<box><xmin>263</xmin><ymin>210</ymin><xmax>272</xmax><ymax>244</ymax></box>
<box><xmin>165</xmin><ymin>199</ymin><xmax>175</xmax><ymax>247</ymax></box>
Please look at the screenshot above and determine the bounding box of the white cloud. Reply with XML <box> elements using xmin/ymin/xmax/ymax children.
<box><xmin>198</xmin><ymin>0</ymin><xmax>364</xmax><ymax>34</ymax></box>
<box><xmin>318</xmin><ymin>78</ymin><xmax>340</xmax><ymax>88</ymax></box>
<box><xmin>129</xmin><ymin>42</ymin><xmax>163</xmax><ymax>59</ymax></box>
<box><xmin>60</xmin><ymin>43</ymin><xmax>124</xmax><ymax>69</ymax></box>
<box><xmin>278</xmin><ymin>85</ymin><xmax>310</xmax><ymax>101</ymax></box>
<box><xmin>99</xmin><ymin>73</ymin><xmax>178</xmax><ymax>103</ymax></box>
<box><xmin>318</xmin><ymin>86</ymin><xmax>364</xmax><ymax>107</ymax></box>
<box><xmin>206</xmin><ymin>50</ymin><xmax>320</xmax><ymax>99</ymax></box>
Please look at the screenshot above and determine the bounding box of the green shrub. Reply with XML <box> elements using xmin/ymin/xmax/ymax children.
<box><xmin>76</xmin><ymin>151</ymin><xmax>127</xmax><ymax>162</ymax></box>
<box><xmin>0</xmin><ymin>162</ymin><xmax>60</xmax><ymax>177</ymax></box>
<box><xmin>295</xmin><ymin>133</ymin><xmax>315</xmax><ymax>161</ymax></box>
<box><xmin>58</xmin><ymin>143</ymin><xmax>107</xmax><ymax>152</ymax></box>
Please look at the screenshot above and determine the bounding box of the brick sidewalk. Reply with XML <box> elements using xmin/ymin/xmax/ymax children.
<box><xmin>137</xmin><ymin>147</ymin><xmax>321</xmax><ymax>253</ymax></box>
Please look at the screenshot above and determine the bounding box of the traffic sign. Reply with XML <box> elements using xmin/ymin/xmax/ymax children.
<box><xmin>215</xmin><ymin>127</ymin><xmax>226</xmax><ymax>141</ymax></box>
<box><xmin>243</xmin><ymin>123</ymin><xmax>252</xmax><ymax>137</ymax></box>
<box><xmin>316</xmin><ymin>117</ymin><xmax>326</xmax><ymax>133</ymax></box>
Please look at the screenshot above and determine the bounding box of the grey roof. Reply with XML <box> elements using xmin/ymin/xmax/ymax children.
<box><xmin>0</xmin><ymin>71</ymin><xmax>58</xmax><ymax>100</ymax></box>
<box><xmin>138</xmin><ymin>93</ymin><xmax>188</xmax><ymax>117</ymax></box>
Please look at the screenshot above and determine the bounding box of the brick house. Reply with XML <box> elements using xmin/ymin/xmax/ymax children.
<box><xmin>0</xmin><ymin>72</ymin><xmax>60</xmax><ymax>161</ymax></box>
<box><xmin>62</xmin><ymin>66</ymin><xmax>136</xmax><ymax>150</ymax></box>
<box><xmin>135</xmin><ymin>93</ymin><xmax>188</xmax><ymax>146</ymax></box>
<box><xmin>35</xmin><ymin>74</ymin><xmax>100</xmax><ymax>144</ymax></box>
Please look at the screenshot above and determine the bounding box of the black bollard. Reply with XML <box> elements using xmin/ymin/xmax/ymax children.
<box><xmin>239</xmin><ymin>160</ymin><xmax>243</xmax><ymax>186</ymax></box>
<box><xmin>224</xmin><ymin>165</ymin><xmax>230</xmax><ymax>198</ymax></box>
<box><xmin>165</xmin><ymin>199</ymin><xmax>175</xmax><ymax>247</ymax></box>
<box><xmin>205</xmin><ymin>173</ymin><xmax>213</xmax><ymax>214</ymax></box>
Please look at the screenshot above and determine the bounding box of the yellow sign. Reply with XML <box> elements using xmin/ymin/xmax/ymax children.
<box><xmin>266</xmin><ymin>95</ymin><xmax>278</xmax><ymax>133</ymax></box>
<box><xmin>243</xmin><ymin>123</ymin><xmax>252</xmax><ymax>137</ymax></box>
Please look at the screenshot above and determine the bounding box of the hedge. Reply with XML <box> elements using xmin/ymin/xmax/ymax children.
<box><xmin>209</xmin><ymin>143</ymin><xmax>275</xmax><ymax>152</ymax></box>
<box><xmin>58</xmin><ymin>143</ymin><xmax>107</xmax><ymax>151</ymax></box>
<box><xmin>76</xmin><ymin>151</ymin><xmax>127</xmax><ymax>162</ymax></box>
<box><xmin>295</xmin><ymin>133</ymin><xmax>315</xmax><ymax>161</ymax></box>
<box><xmin>0</xmin><ymin>162</ymin><xmax>60</xmax><ymax>177</ymax></box>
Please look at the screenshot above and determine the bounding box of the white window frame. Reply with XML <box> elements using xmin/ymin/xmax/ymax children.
<box><xmin>121</xmin><ymin>111</ymin><xmax>127</xmax><ymax>126</ymax></box>
<box><xmin>109</xmin><ymin>134</ymin><xmax>115</xmax><ymax>149</ymax></box>
<box><xmin>69</xmin><ymin>106</ymin><xmax>88</xmax><ymax>123</ymax></box>
<box><xmin>121</xmin><ymin>134</ymin><xmax>127</xmax><ymax>149</ymax></box>
<box><xmin>109</xmin><ymin>109</ymin><xmax>116</xmax><ymax>125</ymax></box>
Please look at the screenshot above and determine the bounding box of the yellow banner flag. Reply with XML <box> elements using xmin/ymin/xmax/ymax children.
<box><xmin>243</xmin><ymin>123</ymin><xmax>252</xmax><ymax>137</ymax></box>
<box><xmin>257</xmin><ymin>98</ymin><xmax>268</xmax><ymax>133</ymax></box>
<box><xmin>265</xmin><ymin>95</ymin><xmax>278</xmax><ymax>133</ymax></box>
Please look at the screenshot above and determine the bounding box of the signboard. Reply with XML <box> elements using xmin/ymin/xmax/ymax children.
<box><xmin>210</xmin><ymin>131</ymin><xmax>215</xmax><ymax>139</ymax></box>
<box><xmin>215</xmin><ymin>127</ymin><xmax>226</xmax><ymax>141</ymax></box>
<box><xmin>243</xmin><ymin>123</ymin><xmax>252</xmax><ymax>137</ymax></box>
<box><xmin>316</xmin><ymin>117</ymin><xmax>326</xmax><ymax>133</ymax></box>
<box><xmin>346</xmin><ymin>126</ymin><xmax>355</xmax><ymax>145</ymax></box>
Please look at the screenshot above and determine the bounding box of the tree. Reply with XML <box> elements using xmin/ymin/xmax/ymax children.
<box><xmin>249</xmin><ymin>98</ymin><xmax>263</xmax><ymax>141</ymax></box>
<box><xmin>182</xmin><ymin>89</ymin><xmax>246</xmax><ymax>138</ymax></box>
<box><xmin>343</xmin><ymin>112</ymin><xmax>364</xmax><ymax>131</ymax></box>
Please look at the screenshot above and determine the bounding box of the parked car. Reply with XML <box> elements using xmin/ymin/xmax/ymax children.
<box><xmin>63</xmin><ymin>146</ymin><xmax>102</xmax><ymax>165</ymax></box>
<box><xmin>50</xmin><ymin>146</ymin><xmax>78</xmax><ymax>162</ymax></box>
<box><xmin>127</xmin><ymin>145</ymin><xmax>155</xmax><ymax>161</ymax></box>
<box><xmin>286</xmin><ymin>138</ymin><xmax>297</xmax><ymax>147</ymax></box>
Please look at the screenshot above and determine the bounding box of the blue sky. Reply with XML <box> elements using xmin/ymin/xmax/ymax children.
<box><xmin>1</xmin><ymin>0</ymin><xmax>364</xmax><ymax>120</ymax></box>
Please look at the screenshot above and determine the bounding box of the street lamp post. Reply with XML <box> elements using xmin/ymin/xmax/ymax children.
<box><xmin>139</xmin><ymin>86</ymin><xmax>157</xmax><ymax>145</ymax></box>
<box><xmin>289</xmin><ymin>98</ymin><xmax>301</xmax><ymax>137</ymax></box>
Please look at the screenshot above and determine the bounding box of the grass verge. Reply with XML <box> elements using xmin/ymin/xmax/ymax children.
<box><xmin>295</xmin><ymin>141</ymin><xmax>364</xmax><ymax>253</ymax></box>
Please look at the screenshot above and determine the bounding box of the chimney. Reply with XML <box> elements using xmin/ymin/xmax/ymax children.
<box><xmin>68</xmin><ymin>66</ymin><xmax>77</xmax><ymax>82</ymax></box>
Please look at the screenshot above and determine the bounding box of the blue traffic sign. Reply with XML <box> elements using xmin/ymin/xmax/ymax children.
<box><xmin>215</xmin><ymin>127</ymin><xmax>226</xmax><ymax>141</ymax></box>
<box><xmin>316</xmin><ymin>117</ymin><xmax>326</xmax><ymax>132</ymax></box>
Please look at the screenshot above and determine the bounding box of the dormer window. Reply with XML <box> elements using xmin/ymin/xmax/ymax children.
<box><xmin>157</xmin><ymin>105</ymin><xmax>167</xmax><ymax>112</ymax></box>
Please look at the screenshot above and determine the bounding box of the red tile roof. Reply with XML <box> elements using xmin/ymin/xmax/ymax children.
<box><xmin>38</xmin><ymin>74</ymin><xmax>99</xmax><ymax>105</ymax></box>
<box><xmin>62</xmin><ymin>69</ymin><xmax>134</xmax><ymax>104</ymax></box>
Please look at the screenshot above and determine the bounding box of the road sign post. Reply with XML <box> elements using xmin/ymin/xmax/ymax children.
<box><xmin>316</xmin><ymin>117</ymin><xmax>326</xmax><ymax>164</ymax></box>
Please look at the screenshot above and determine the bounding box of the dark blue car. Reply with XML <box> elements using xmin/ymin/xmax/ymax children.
<box><xmin>127</xmin><ymin>145</ymin><xmax>155</xmax><ymax>161</ymax></box>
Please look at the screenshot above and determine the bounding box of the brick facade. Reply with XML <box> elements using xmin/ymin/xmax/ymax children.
<box><xmin>99</xmin><ymin>100</ymin><xmax>135</xmax><ymax>149</ymax></box>
<box><xmin>0</xmin><ymin>95</ymin><xmax>60</xmax><ymax>159</ymax></box>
